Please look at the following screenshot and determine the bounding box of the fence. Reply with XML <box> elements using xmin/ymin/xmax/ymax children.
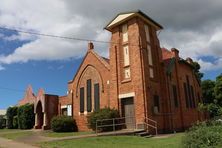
<box><xmin>144</xmin><ymin>117</ymin><xmax>158</xmax><ymax>135</ymax></box>
<box><xmin>95</xmin><ymin>116</ymin><xmax>136</xmax><ymax>134</ymax></box>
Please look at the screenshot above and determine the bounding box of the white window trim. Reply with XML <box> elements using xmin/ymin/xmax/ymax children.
<box><xmin>119</xmin><ymin>92</ymin><xmax>135</xmax><ymax>99</ymax></box>
<box><xmin>147</xmin><ymin>45</ymin><xmax>153</xmax><ymax>66</ymax></box>
<box><xmin>123</xmin><ymin>46</ymin><xmax>130</xmax><ymax>66</ymax></box>
<box><xmin>149</xmin><ymin>68</ymin><xmax>154</xmax><ymax>78</ymax></box>
<box><xmin>122</xmin><ymin>24</ymin><xmax>128</xmax><ymax>42</ymax></box>
<box><xmin>124</xmin><ymin>68</ymin><xmax>131</xmax><ymax>79</ymax></box>
<box><xmin>61</xmin><ymin>105</ymin><xmax>67</xmax><ymax>109</ymax></box>
<box><xmin>145</xmin><ymin>24</ymin><xmax>150</xmax><ymax>43</ymax></box>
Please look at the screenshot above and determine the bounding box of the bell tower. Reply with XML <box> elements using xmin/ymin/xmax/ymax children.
<box><xmin>105</xmin><ymin>10</ymin><xmax>163</xmax><ymax>127</ymax></box>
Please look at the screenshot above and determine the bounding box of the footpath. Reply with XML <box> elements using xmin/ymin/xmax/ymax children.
<box><xmin>0</xmin><ymin>137</ymin><xmax>39</xmax><ymax>148</ymax></box>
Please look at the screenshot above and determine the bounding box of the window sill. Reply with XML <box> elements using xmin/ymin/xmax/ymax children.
<box><xmin>78</xmin><ymin>111</ymin><xmax>93</xmax><ymax>116</ymax></box>
<box><xmin>121</xmin><ymin>79</ymin><xmax>131</xmax><ymax>83</ymax></box>
<box><xmin>123</xmin><ymin>65</ymin><xmax>130</xmax><ymax>68</ymax></box>
<box><xmin>122</xmin><ymin>41</ymin><xmax>129</xmax><ymax>46</ymax></box>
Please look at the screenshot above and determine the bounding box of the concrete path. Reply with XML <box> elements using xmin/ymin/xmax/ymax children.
<box><xmin>0</xmin><ymin>137</ymin><xmax>39</xmax><ymax>148</ymax></box>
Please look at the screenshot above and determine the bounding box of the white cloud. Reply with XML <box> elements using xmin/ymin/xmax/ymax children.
<box><xmin>0</xmin><ymin>0</ymin><xmax>110</xmax><ymax>65</ymax></box>
<box><xmin>198</xmin><ymin>58</ymin><xmax>222</xmax><ymax>72</ymax></box>
<box><xmin>0</xmin><ymin>0</ymin><xmax>221</xmax><ymax>75</ymax></box>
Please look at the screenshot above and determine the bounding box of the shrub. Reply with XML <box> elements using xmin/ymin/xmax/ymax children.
<box><xmin>182</xmin><ymin>120</ymin><xmax>222</xmax><ymax>148</ymax></box>
<box><xmin>13</xmin><ymin>116</ymin><xmax>18</xmax><ymax>129</ymax></box>
<box><xmin>51</xmin><ymin>116</ymin><xmax>77</xmax><ymax>132</ymax></box>
<box><xmin>17</xmin><ymin>104</ymin><xmax>35</xmax><ymax>129</ymax></box>
<box><xmin>0</xmin><ymin>115</ymin><xmax>5</xmax><ymax>129</ymax></box>
<box><xmin>87</xmin><ymin>107</ymin><xmax>120</xmax><ymax>132</ymax></box>
<box><xmin>6</xmin><ymin>106</ymin><xmax>18</xmax><ymax>129</ymax></box>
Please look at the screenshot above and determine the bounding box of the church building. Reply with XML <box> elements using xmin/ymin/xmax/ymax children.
<box><xmin>18</xmin><ymin>10</ymin><xmax>205</xmax><ymax>133</ymax></box>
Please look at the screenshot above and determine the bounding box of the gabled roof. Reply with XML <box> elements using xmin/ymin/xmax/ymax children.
<box><xmin>105</xmin><ymin>10</ymin><xmax>163</xmax><ymax>31</ymax></box>
<box><xmin>68</xmin><ymin>49</ymin><xmax>110</xmax><ymax>84</ymax></box>
<box><xmin>101</xmin><ymin>57</ymin><xmax>110</xmax><ymax>64</ymax></box>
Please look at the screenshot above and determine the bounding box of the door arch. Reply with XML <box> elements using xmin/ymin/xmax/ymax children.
<box><xmin>36</xmin><ymin>101</ymin><xmax>44</xmax><ymax>129</ymax></box>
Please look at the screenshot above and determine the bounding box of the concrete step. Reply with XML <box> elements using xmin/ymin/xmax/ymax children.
<box><xmin>136</xmin><ymin>131</ymin><xmax>150</xmax><ymax>137</ymax></box>
<box><xmin>143</xmin><ymin>135</ymin><xmax>153</xmax><ymax>138</ymax></box>
<box><xmin>133</xmin><ymin>129</ymin><xmax>146</xmax><ymax>134</ymax></box>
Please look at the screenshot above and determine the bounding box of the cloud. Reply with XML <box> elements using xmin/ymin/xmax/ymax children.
<box><xmin>198</xmin><ymin>58</ymin><xmax>222</xmax><ymax>72</ymax></box>
<box><xmin>0</xmin><ymin>0</ymin><xmax>222</xmax><ymax>74</ymax></box>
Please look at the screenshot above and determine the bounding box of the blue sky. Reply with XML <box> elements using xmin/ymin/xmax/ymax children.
<box><xmin>0</xmin><ymin>0</ymin><xmax>222</xmax><ymax>109</ymax></box>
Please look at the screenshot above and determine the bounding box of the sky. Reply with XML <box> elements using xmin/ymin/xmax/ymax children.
<box><xmin>0</xmin><ymin>0</ymin><xmax>222</xmax><ymax>109</ymax></box>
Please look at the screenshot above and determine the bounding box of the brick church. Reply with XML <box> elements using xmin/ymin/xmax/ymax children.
<box><xmin>18</xmin><ymin>10</ymin><xmax>205</xmax><ymax>133</ymax></box>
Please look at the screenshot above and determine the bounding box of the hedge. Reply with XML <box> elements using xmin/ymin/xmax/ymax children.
<box><xmin>51</xmin><ymin>116</ymin><xmax>78</xmax><ymax>132</ymax></box>
<box><xmin>87</xmin><ymin>107</ymin><xmax>120</xmax><ymax>132</ymax></box>
<box><xmin>13</xmin><ymin>116</ymin><xmax>18</xmax><ymax>129</ymax></box>
<box><xmin>6</xmin><ymin>106</ymin><xmax>18</xmax><ymax>129</ymax></box>
<box><xmin>0</xmin><ymin>115</ymin><xmax>5</xmax><ymax>129</ymax></box>
<box><xmin>182</xmin><ymin>120</ymin><xmax>222</xmax><ymax>148</ymax></box>
<box><xmin>17</xmin><ymin>104</ymin><xmax>35</xmax><ymax>129</ymax></box>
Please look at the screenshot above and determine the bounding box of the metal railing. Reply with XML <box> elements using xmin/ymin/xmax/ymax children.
<box><xmin>95</xmin><ymin>116</ymin><xmax>136</xmax><ymax>134</ymax></box>
<box><xmin>144</xmin><ymin>117</ymin><xmax>158</xmax><ymax>135</ymax></box>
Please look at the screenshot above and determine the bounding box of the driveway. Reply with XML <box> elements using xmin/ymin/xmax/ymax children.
<box><xmin>0</xmin><ymin>137</ymin><xmax>39</xmax><ymax>148</ymax></box>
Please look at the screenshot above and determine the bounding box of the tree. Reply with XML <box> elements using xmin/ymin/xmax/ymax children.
<box><xmin>214</xmin><ymin>74</ymin><xmax>222</xmax><ymax>106</ymax></box>
<box><xmin>6</xmin><ymin>106</ymin><xmax>18</xmax><ymax>129</ymax></box>
<box><xmin>17</xmin><ymin>104</ymin><xmax>35</xmax><ymax>129</ymax></box>
<box><xmin>199</xmin><ymin>74</ymin><xmax>222</xmax><ymax>118</ymax></box>
<box><xmin>192</xmin><ymin>61</ymin><xmax>204</xmax><ymax>81</ymax></box>
<box><xmin>201</xmin><ymin>80</ymin><xmax>215</xmax><ymax>104</ymax></box>
<box><xmin>0</xmin><ymin>115</ymin><xmax>5</xmax><ymax>129</ymax></box>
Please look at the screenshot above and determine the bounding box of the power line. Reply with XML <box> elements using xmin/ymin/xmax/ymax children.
<box><xmin>0</xmin><ymin>86</ymin><xmax>25</xmax><ymax>93</ymax></box>
<box><xmin>0</xmin><ymin>85</ymin><xmax>66</xmax><ymax>95</ymax></box>
<box><xmin>0</xmin><ymin>26</ymin><xmax>140</xmax><ymax>47</ymax></box>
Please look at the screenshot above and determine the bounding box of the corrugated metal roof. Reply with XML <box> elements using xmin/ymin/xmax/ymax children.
<box><xmin>0</xmin><ymin>109</ymin><xmax>6</xmax><ymax>115</ymax></box>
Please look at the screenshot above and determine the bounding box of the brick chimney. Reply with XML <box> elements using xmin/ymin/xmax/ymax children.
<box><xmin>88</xmin><ymin>42</ymin><xmax>94</xmax><ymax>50</ymax></box>
<box><xmin>171</xmin><ymin>48</ymin><xmax>179</xmax><ymax>60</ymax></box>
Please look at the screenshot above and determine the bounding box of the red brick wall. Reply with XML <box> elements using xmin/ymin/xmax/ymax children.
<box><xmin>58</xmin><ymin>96</ymin><xmax>72</xmax><ymax>115</ymax></box>
<box><xmin>59</xmin><ymin>13</ymin><xmax>205</xmax><ymax>133</ymax></box>
<box><xmin>67</xmin><ymin>49</ymin><xmax>110</xmax><ymax>131</ymax></box>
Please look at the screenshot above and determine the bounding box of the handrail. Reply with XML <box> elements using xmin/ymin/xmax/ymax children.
<box><xmin>96</xmin><ymin>116</ymin><xmax>135</xmax><ymax>135</ymax></box>
<box><xmin>96</xmin><ymin>116</ymin><xmax>134</xmax><ymax>122</ymax></box>
<box><xmin>144</xmin><ymin>117</ymin><xmax>158</xmax><ymax>135</ymax></box>
<box><xmin>95</xmin><ymin>116</ymin><xmax>158</xmax><ymax>136</ymax></box>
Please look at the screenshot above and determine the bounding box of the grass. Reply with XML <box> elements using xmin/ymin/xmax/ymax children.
<box><xmin>42</xmin><ymin>131</ymin><xmax>94</xmax><ymax>138</ymax></box>
<box><xmin>0</xmin><ymin>130</ymin><xmax>33</xmax><ymax>140</ymax></box>
<box><xmin>40</xmin><ymin>133</ymin><xmax>184</xmax><ymax>148</ymax></box>
<box><xmin>0</xmin><ymin>128</ymin><xmax>22</xmax><ymax>133</ymax></box>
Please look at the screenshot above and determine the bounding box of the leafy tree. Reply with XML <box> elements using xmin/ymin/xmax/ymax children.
<box><xmin>199</xmin><ymin>74</ymin><xmax>222</xmax><ymax>118</ymax></box>
<box><xmin>214</xmin><ymin>74</ymin><xmax>222</xmax><ymax>106</ymax></box>
<box><xmin>192</xmin><ymin>61</ymin><xmax>204</xmax><ymax>81</ymax></box>
<box><xmin>0</xmin><ymin>115</ymin><xmax>5</xmax><ymax>129</ymax></box>
<box><xmin>6</xmin><ymin>106</ymin><xmax>18</xmax><ymax>129</ymax></box>
<box><xmin>201</xmin><ymin>80</ymin><xmax>215</xmax><ymax>104</ymax></box>
<box><xmin>17</xmin><ymin>104</ymin><xmax>35</xmax><ymax>129</ymax></box>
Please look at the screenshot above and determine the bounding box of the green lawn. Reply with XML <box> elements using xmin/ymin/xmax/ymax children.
<box><xmin>40</xmin><ymin>133</ymin><xmax>184</xmax><ymax>148</ymax></box>
<box><xmin>0</xmin><ymin>130</ymin><xmax>33</xmax><ymax>140</ymax></box>
<box><xmin>0</xmin><ymin>129</ymin><xmax>22</xmax><ymax>133</ymax></box>
<box><xmin>42</xmin><ymin>131</ymin><xmax>94</xmax><ymax>138</ymax></box>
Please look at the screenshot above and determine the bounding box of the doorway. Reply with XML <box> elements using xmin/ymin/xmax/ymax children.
<box><xmin>121</xmin><ymin>97</ymin><xmax>135</xmax><ymax>129</ymax></box>
<box><xmin>36</xmin><ymin>101</ymin><xmax>43</xmax><ymax>129</ymax></box>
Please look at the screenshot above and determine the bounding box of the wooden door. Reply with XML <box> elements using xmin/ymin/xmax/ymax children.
<box><xmin>122</xmin><ymin>97</ymin><xmax>135</xmax><ymax>129</ymax></box>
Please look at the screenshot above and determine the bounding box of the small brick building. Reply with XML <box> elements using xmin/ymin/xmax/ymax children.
<box><xmin>18</xmin><ymin>10</ymin><xmax>205</xmax><ymax>132</ymax></box>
